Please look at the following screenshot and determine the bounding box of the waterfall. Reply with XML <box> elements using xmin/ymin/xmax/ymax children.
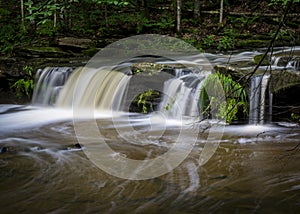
<box><xmin>31</xmin><ymin>66</ymin><xmax>131</xmax><ymax>112</ymax></box>
<box><xmin>271</xmin><ymin>56</ymin><xmax>300</xmax><ymax>71</ymax></box>
<box><xmin>159</xmin><ymin>71</ymin><xmax>209</xmax><ymax>119</ymax></box>
<box><xmin>32</xmin><ymin>67</ymin><xmax>73</xmax><ymax>105</ymax></box>
<box><xmin>56</xmin><ymin>67</ymin><xmax>131</xmax><ymax>111</ymax></box>
<box><xmin>249</xmin><ymin>74</ymin><xmax>271</xmax><ymax>124</ymax></box>
<box><xmin>32</xmin><ymin>66</ymin><xmax>209</xmax><ymax>119</ymax></box>
<box><xmin>286</xmin><ymin>57</ymin><xmax>300</xmax><ymax>71</ymax></box>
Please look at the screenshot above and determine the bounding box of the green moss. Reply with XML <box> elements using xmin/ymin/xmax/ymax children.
<box><xmin>82</xmin><ymin>47</ymin><xmax>99</xmax><ymax>57</ymax></box>
<box><xmin>28</xmin><ymin>47</ymin><xmax>62</xmax><ymax>52</ymax></box>
<box><xmin>253</xmin><ymin>54</ymin><xmax>269</xmax><ymax>66</ymax></box>
<box><xmin>291</xmin><ymin>113</ymin><xmax>300</xmax><ymax>124</ymax></box>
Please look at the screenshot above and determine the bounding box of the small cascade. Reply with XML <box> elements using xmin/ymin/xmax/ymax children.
<box><xmin>286</xmin><ymin>57</ymin><xmax>300</xmax><ymax>71</ymax></box>
<box><xmin>249</xmin><ymin>74</ymin><xmax>271</xmax><ymax>124</ymax></box>
<box><xmin>31</xmin><ymin>65</ymin><xmax>211</xmax><ymax>119</ymax></box>
<box><xmin>159</xmin><ymin>72</ymin><xmax>208</xmax><ymax>119</ymax></box>
<box><xmin>32</xmin><ymin>67</ymin><xmax>73</xmax><ymax>105</ymax></box>
<box><xmin>173</xmin><ymin>68</ymin><xmax>194</xmax><ymax>77</ymax></box>
<box><xmin>56</xmin><ymin>67</ymin><xmax>131</xmax><ymax>111</ymax></box>
<box><xmin>271</xmin><ymin>56</ymin><xmax>300</xmax><ymax>71</ymax></box>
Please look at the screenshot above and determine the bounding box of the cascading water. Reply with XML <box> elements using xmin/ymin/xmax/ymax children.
<box><xmin>249</xmin><ymin>74</ymin><xmax>271</xmax><ymax>124</ymax></box>
<box><xmin>32</xmin><ymin>67</ymin><xmax>73</xmax><ymax>105</ymax></box>
<box><xmin>159</xmin><ymin>70</ymin><xmax>209</xmax><ymax>119</ymax></box>
<box><xmin>2</xmin><ymin>48</ymin><xmax>300</xmax><ymax>213</ymax></box>
<box><xmin>286</xmin><ymin>57</ymin><xmax>300</xmax><ymax>71</ymax></box>
<box><xmin>31</xmin><ymin>66</ymin><xmax>132</xmax><ymax>112</ymax></box>
<box><xmin>32</xmin><ymin>65</ymin><xmax>210</xmax><ymax>119</ymax></box>
<box><xmin>271</xmin><ymin>55</ymin><xmax>300</xmax><ymax>71</ymax></box>
<box><xmin>56</xmin><ymin>67</ymin><xmax>131</xmax><ymax>111</ymax></box>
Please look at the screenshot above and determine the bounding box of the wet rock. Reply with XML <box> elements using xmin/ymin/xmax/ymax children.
<box><xmin>0</xmin><ymin>147</ymin><xmax>8</xmax><ymax>154</ymax></box>
<box><xmin>0</xmin><ymin>146</ymin><xmax>17</xmax><ymax>154</ymax></box>
<box><xmin>130</xmin><ymin>62</ymin><xmax>166</xmax><ymax>74</ymax></box>
<box><xmin>66</xmin><ymin>143</ymin><xmax>83</xmax><ymax>151</ymax></box>
<box><xmin>74</xmin><ymin>143</ymin><xmax>82</xmax><ymax>149</ymax></box>
<box><xmin>286</xmin><ymin>57</ymin><xmax>300</xmax><ymax>71</ymax></box>
<box><xmin>253</xmin><ymin>54</ymin><xmax>269</xmax><ymax>66</ymax></box>
<box><xmin>270</xmin><ymin>70</ymin><xmax>300</xmax><ymax>92</ymax></box>
<box><xmin>0</xmin><ymin>70</ymin><xmax>14</xmax><ymax>90</ymax></box>
<box><xmin>208</xmin><ymin>174</ymin><xmax>228</xmax><ymax>180</ymax></box>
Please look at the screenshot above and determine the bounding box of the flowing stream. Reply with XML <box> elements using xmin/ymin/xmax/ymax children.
<box><xmin>1</xmin><ymin>47</ymin><xmax>300</xmax><ymax>213</ymax></box>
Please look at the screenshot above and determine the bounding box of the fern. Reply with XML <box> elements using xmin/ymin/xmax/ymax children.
<box><xmin>200</xmin><ymin>72</ymin><xmax>248</xmax><ymax>123</ymax></box>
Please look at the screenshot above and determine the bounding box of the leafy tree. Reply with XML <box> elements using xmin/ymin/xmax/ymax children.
<box><xmin>194</xmin><ymin>0</ymin><xmax>200</xmax><ymax>19</ymax></box>
<box><xmin>93</xmin><ymin>0</ymin><xmax>129</xmax><ymax>27</ymax></box>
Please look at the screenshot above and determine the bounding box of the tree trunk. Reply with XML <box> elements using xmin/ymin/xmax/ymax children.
<box><xmin>54</xmin><ymin>0</ymin><xmax>57</xmax><ymax>32</ymax></box>
<box><xmin>104</xmin><ymin>4</ymin><xmax>109</xmax><ymax>28</ymax></box>
<box><xmin>219</xmin><ymin>0</ymin><xmax>224</xmax><ymax>23</ymax></box>
<box><xmin>21</xmin><ymin>0</ymin><xmax>25</xmax><ymax>31</ymax></box>
<box><xmin>68</xmin><ymin>0</ymin><xmax>72</xmax><ymax>31</ymax></box>
<box><xmin>176</xmin><ymin>0</ymin><xmax>182</xmax><ymax>33</ymax></box>
<box><xmin>141</xmin><ymin>0</ymin><xmax>149</xmax><ymax>19</ymax></box>
<box><xmin>194</xmin><ymin>0</ymin><xmax>200</xmax><ymax>19</ymax></box>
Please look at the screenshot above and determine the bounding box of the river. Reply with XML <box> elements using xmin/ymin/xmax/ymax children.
<box><xmin>0</xmin><ymin>42</ymin><xmax>300</xmax><ymax>213</ymax></box>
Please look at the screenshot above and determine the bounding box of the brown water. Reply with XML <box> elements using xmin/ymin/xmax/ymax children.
<box><xmin>1</xmin><ymin>106</ymin><xmax>300</xmax><ymax>213</ymax></box>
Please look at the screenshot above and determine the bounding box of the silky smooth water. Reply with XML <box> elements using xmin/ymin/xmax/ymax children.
<box><xmin>1</xmin><ymin>47</ymin><xmax>300</xmax><ymax>213</ymax></box>
<box><xmin>0</xmin><ymin>105</ymin><xmax>300</xmax><ymax>213</ymax></box>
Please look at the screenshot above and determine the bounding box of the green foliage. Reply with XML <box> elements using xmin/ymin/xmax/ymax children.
<box><xmin>0</xmin><ymin>7</ymin><xmax>21</xmax><ymax>54</ymax></box>
<box><xmin>231</xmin><ymin>16</ymin><xmax>259</xmax><ymax>28</ymax></box>
<box><xmin>291</xmin><ymin>113</ymin><xmax>300</xmax><ymax>123</ymax></box>
<box><xmin>137</xmin><ymin>14</ymin><xmax>174</xmax><ymax>33</ymax></box>
<box><xmin>134</xmin><ymin>89</ymin><xmax>159</xmax><ymax>114</ymax></box>
<box><xmin>269</xmin><ymin>29</ymin><xmax>290</xmax><ymax>41</ymax></box>
<box><xmin>0</xmin><ymin>25</ymin><xmax>16</xmax><ymax>54</ymax></box>
<box><xmin>93</xmin><ymin>0</ymin><xmax>129</xmax><ymax>6</ymax></box>
<box><xmin>200</xmin><ymin>72</ymin><xmax>248</xmax><ymax>123</ymax></box>
<box><xmin>11</xmin><ymin>66</ymin><xmax>34</xmax><ymax>99</ymax></box>
<box><xmin>203</xmin><ymin>35</ymin><xmax>216</xmax><ymax>47</ymax></box>
<box><xmin>217</xmin><ymin>36</ymin><xmax>234</xmax><ymax>50</ymax></box>
<box><xmin>269</xmin><ymin>0</ymin><xmax>300</xmax><ymax>6</ymax></box>
<box><xmin>25</xmin><ymin>0</ymin><xmax>57</xmax><ymax>36</ymax></box>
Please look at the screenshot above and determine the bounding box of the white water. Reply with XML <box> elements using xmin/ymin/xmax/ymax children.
<box><xmin>32</xmin><ymin>67</ymin><xmax>73</xmax><ymax>105</ymax></box>
<box><xmin>1</xmin><ymin>49</ymin><xmax>300</xmax><ymax>213</ymax></box>
<box><xmin>159</xmin><ymin>72</ymin><xmax>209</xmax><ymax>119</ymax></box>
<box><xmin>56</xmin><ymin>67</ymin><xmax>131</xmax><ymax>111</ymax></box>
<box><xmin>249</xmin><ymin>74</ymin><xmax>271</xmax><ymax>124</ymax></box>
<box><xmin>31</xmin><ymin>64</ymin><xmax>212</xmax><ymax>121</ymax></box>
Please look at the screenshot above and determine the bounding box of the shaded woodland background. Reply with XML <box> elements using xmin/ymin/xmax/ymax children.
<box><xmin>1</xmin><ymin>0</ymin><xmax>300</xmax><ymax>54</ymax></box>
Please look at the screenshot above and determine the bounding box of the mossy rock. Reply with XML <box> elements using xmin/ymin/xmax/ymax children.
<box><xmin>82</xmin><ymin>47</ymin><xmax>100</xmax><ymax>57</ymax></box>
<box><xmin>270</xmin><ymin>70</ymin><xmax>300</xmax><ymax>93</ymax></box>
<box><xmin>253</xmin><ymin>54</ymin><xmax>269</xmax><ymax>66</ymax></box>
